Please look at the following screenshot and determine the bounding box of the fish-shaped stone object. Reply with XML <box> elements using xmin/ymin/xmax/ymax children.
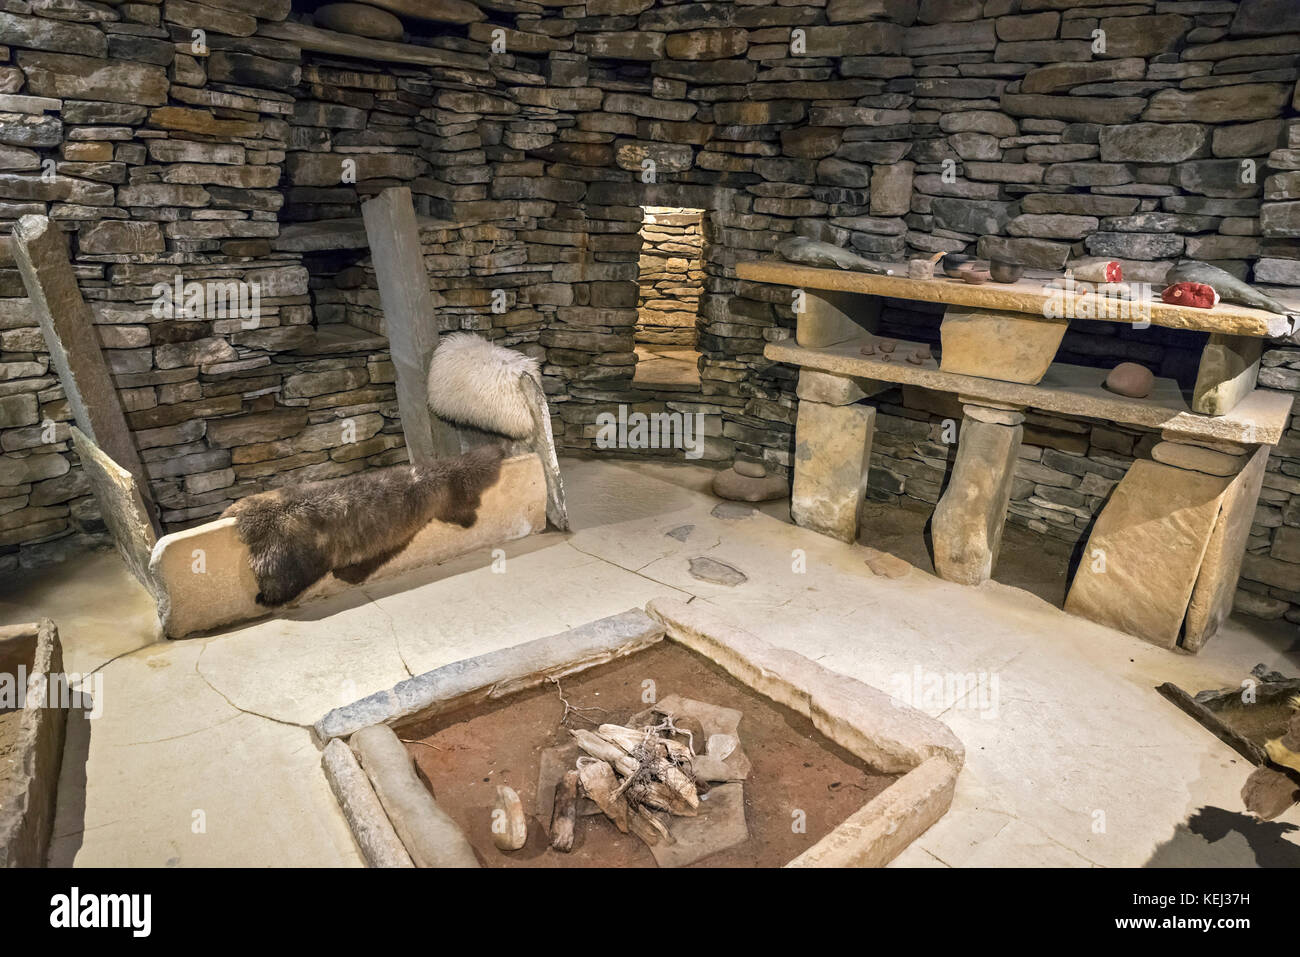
<box><xmin>1165</xmin><ymin>260</ymin><xmax>1292</xmax><ymax>316</ymax></box>
<box><xmin>776</xmin><ymin>236</ymin><xmax>895</xmax><ymax>275</ymax></box>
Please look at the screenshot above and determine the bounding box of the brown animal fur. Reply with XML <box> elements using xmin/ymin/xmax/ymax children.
<box><xmin>222</xmin><ymin>445</ymin><xmax>506</xmax><ymax>607</ymax></box>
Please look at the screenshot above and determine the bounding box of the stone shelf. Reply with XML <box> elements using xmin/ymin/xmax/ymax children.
<box><xmin>765</xmin><ymin>336</ymin><xmax>1294</xmax><ymax>446</ymax></box>
<box><xmin>275</xmin><ymin>216</ymin><xmax>451</xmax><ymax>252</ymax></box>
<box><xmin>293</xmin><ymin>322</ymin><xmax>388</xmax><ymax>355</ymax></box>
<box><xmin>738</xmin><ymin>260</ymin><xmax>1297</xmax><ymax>339</ymax></box>
<box><xmin>259</xmin><ymin>20</ymin><xmax>486</xmax><ymax>71</ymax></box>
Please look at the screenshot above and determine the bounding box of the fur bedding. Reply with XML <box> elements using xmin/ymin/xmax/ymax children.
<box><xmin>221</xmin><ymin>445</ymin><xmax>505</xmax><ymax>607</ymax></box>
<box><xmin>426</xmin><ymin>332</ymin><xmax>541</xmax><ymax>439</ymax></box>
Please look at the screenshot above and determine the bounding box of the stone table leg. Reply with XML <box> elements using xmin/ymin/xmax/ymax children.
<box><xmin>931</xmin><ymin>403</ymin><xmax>1024</xmax><ymax>585</ymax></box>
<box><xmin>791</xmin><ymin>373</ymin><xmax>876</xmax><ymax>543</ymax></box>
<box><xmin>795</xmin><ymin>289</ymin><xmax>880</xmax><ymax>348</ymax></box>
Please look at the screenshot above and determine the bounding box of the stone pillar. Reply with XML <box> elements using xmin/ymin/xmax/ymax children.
<box><xmin>931</xmin><ymin>403</ymin><xmax>1024</xmax><ymax>585</ymax></box>
<box><xmin>791</xmin><ymin>388</ymin><xmax>875</xmax><ymax>543</ymax></box>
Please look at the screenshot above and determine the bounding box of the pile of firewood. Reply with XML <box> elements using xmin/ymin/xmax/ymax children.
<box><xmin>549</xmin><ymin>714</ymin><xmax>701</xmax><ymax>851</ymax></box>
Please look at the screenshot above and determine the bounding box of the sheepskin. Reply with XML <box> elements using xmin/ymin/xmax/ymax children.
<box><xmin>222</xmin><ymin>446</ymin><xmax>505</xmax><ymax>607</ymax></box>
<box><xmin>426</xmin><ymin>333</ymin><xmax>540</xmax><ymax>439</ymax></box>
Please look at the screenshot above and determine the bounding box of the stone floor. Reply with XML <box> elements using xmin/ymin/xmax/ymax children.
<box><xmin>632</xmin><ymin>344</ymin><xmax>701</xmax><ymax>390</ymax></box>
<box><xmin>1</xmin><ymin>457</ymin><xmax>1296</xmax><ymax>867</ymax></box>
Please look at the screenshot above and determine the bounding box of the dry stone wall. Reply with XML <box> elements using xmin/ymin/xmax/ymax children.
<box><xmin>0</xmin><ymin>0</ymin><xmax>1298</xmax><ymax>625</ymax></box>
<box><xmin>636</xmin><ymin>205</ymin><xmax>703</xmax><ymax>346</ymax></box>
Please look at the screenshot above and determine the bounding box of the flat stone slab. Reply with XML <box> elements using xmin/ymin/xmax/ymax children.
<box><xmin>766</xmin><ymin>338</ymin><xmax>1293</xmax><ymax>446</ymax></box>
<box><xmin>1183</xmin><ymin>446</ymin><xmax>1271</xmax><ymax>652</ymax></box>
<box><xmin>150</xmin><ymin>452</ymin><xmax>547</xmax><ymax>639</ymax></box>
<box><xmin>70</xmin><ymin>426</ymin><xmax>158</xmax><ymax>597</ymax></box>
<box><xmin>740</xmin><ymin>259</ymin><xmax>1296</xmax><ymax>339</ymax></box>
<box><xmin>1065</xmin><ymin>460</ymin><xmax>1229</xmax><ymax>649</ymax></box>
<box><xmin>0</xmin><ymin>619</ymin><xmax>67</xmax><ymax>868</ymax></box>
<box><xmin>315</xmin><ymin>607</ymin><xmax>665</xmax><ymax>741</ymax></box>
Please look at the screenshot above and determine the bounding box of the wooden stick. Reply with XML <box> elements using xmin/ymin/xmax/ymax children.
<box><xmin>1156</xmin><ymin>682</ymin><xmax>1268</xmax><ymax>765</ymax></box>
<box><xmin>550</xmin><ymin>769</ymin><xmax>579</xmax><ymax>853</ymax></box>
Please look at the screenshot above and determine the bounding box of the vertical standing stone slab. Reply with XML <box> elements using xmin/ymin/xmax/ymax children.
<box><xmin>361</xmin><ymin>187</ymin><xmax>460</xmax><ymax>465</ymax></box>
<box><xmin>1182</xmin><ymin>444</ymin><xmax>1270</xmax><ymax>652</ymax></box>
<box><xmin>796</xmin><ymin>289</ymin><xmax>879</xmax><ymax>348</ymax></box>
<box><xmin>931</xmin><ymin>414</ymin><xmax>1023</xmax><ymax>585</ymax></box>
<box><xmin>1065</xmin><ymin>459</ymin><xmax>1229</xmax><ymax>649</ymax></box>
<box><xmin>70</xmin><ymin>426</ymin><xmax>158</xmax><ymax>596</ymax></box>
<box><xmin>1192</xmin><ymin>334</ymin><xmax>1263</xmax><ymax>416</ymax></box>
<box><xmin>791</xmin><ymin>400</ymin><xmax>875</xmax><ymax>543</ymax></box>
<box><xmin>10</xmin><ymin>214</ymin><xmax>160</xmax><ymax>535</ymax></box>
<box><xmin>938</xmin><ymin>307</ymin><xmax>1068</xmax><ymax>385</ymax></box>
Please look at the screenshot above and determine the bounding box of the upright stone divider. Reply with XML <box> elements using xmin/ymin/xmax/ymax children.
<box><xmin>931</xmin><ymin>406</ymin><xmax>1025</xmax><ymax>586</ymax></box>
<box><xmin>791</xmin><ymin>399</ymin><xmax>875</xmax><ymax>543</ymax></box>
<box><xmin>10</xmin><ymin>215</ymin><xmax>161</xmax><ymax>537</ymax></box>
<box><xmin>361</xmin><ymin>187</ymin><xmax>461</xmax><ymax>465</ymax></box>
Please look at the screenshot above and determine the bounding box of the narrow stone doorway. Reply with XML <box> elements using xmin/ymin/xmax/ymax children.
<box><xmin>632</xmin><ymin>206</ymin><xmax>703</xmax><ymax>391</ymax></box>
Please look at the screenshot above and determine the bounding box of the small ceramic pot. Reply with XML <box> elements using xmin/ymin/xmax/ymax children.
<box><xmin>990</xmin><ymin>260</ymin><xmax>1024</xmax><ymax>283</ymax></box>
<box><xmin>958</xmin><ymin>263</ymin><xmax>991</xmax><ymax>284</ymax></box>
<box><xmin>908</xmin><ymin>258</ymin><xmax>934</xmax><ymax>280</ymax></box>
<box><xmin>941</xmin><ymin>253</ymin><xmax>973</xmax><ymax>278</ymax></box>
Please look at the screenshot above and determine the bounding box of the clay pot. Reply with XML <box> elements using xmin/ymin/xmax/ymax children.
<box><xmin>941</xmin><ymin>253</ymin><xmax>973</xmax><ymax>278</ymax></box>
<box><xmin>990</xmin><ymin>260</ymin><xmax>1024</xmax><ymax>283</ymax></box>
<box><xmin>958</xmin><ymin>263</ymin><xmax>991</xmax><ymax>284</ymax></box>
<box><xmin>908</xmin><ymin>258</ymin><xmax>935</xmax><ymax>280</ymax></box>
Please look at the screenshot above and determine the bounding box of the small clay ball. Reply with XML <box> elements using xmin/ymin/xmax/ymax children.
<box><xmin>733</xmin><ymin>456</ymin><xmax>766</xmax><ymax>479</ymax></box>
<box><xmin>1105</xmin><ymin>362</ymin><xmax>1154</xmax><ymax>398</ymax></box>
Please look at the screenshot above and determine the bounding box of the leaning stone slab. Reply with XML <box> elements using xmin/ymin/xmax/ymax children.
<box><xmin>791</xmin><ymin>400</ymin><xmax>875</xmax><ymax>542</ymax></box>
<box><xmin>932</xmin><ymin>415</ymin><xmax>1023</xmax><ymax>585</ymax></box>
<box><xmin>315</xmin><ymin>607</ymin><xmax>665</xmax><ymax>741</ymax></box>
<box><xmin>0</xmin><ymin>620</ymin><xmax>67</xmax><ymax>868</ymax></box>
<box><xmin>11</xmin><ymin>215</ymin><xmax>158</xmax><ymax>533</ymax></box>
<box><xmin>1183</xmin><ymin>445</ymin><xmax>1270</xmax><ymax>653</ymax></box>
<box><xmin>1065</xmin><ymin>460</ymin><xmax>1229</xmax><ymax>649</ymax></box>
<box><xmin>350</xmin><ymin>724</ymin><xmax>479</xmax><ymax>868</ymax></box>
<box><xmin>151</xmin><ymin>452</ymin><xmax>547</xmax><ymax>639</ymax></box>
<box><xmin>70</xmin><ymin>426</ymin><xmax>158</xmax><ymax>597</ymax></box>
<box><xmin>939</xmin><ymin>306</ymin><xmax>1068</xmax><ymax>385</ymax></box>
<box><xmin>321</xmin><ymin>738</ymin><xmax>413</xmax><ymax>868</ymax></box>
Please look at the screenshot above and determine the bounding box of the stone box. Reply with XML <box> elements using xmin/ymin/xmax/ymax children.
<box><xmin>316</xmin><ymin>601</ymin><xmax>963</xmax><ymax>868</ymax></box>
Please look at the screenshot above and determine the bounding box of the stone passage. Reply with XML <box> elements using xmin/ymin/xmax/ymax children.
<box><xmin>636</xmin><ymin>207</ymin><xmax>702</xmax><ymax>349</ymax></box>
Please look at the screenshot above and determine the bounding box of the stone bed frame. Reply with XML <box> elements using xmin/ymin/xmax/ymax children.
<box><xmin>314</xmin><ymin>600</ymin><xmax>964</xmax><ymax>869</ymax></box>
<box><xmin>742</xmin><ymin>259</ymin><xmax>1296</xmax><ymax>653</ymax></box>
<box><xmin>0</xmin><ymin>619</ymin><xmax>68</xmax><ymax>868</ymax></box>
<box><xmin>147</xmin><ymin>451</ymin><xmax>547</xmax><ymax>639</ymax></box>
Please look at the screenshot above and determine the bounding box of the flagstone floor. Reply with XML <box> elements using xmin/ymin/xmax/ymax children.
<box><xmin>2</xmin><ymin>457</ymin><xmax>1296</xmax><ymax>867</ymax></box>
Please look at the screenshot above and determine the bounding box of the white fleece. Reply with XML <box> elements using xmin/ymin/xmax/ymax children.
<box><xmin>426</xmin><ymin>332</ymin><xmax>541</xmax><ymax>439</ymax></box>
